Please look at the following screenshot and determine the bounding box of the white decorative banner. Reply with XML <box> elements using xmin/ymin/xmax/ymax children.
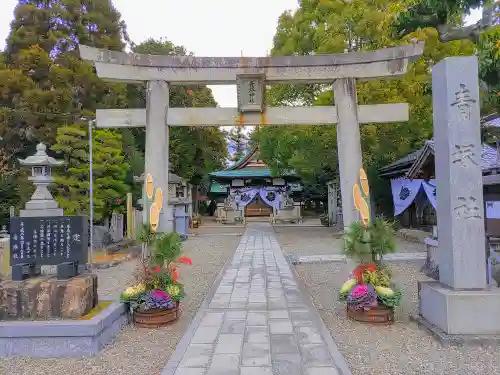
<box><xmin>390</xmin><ymin>178</ymin><xmax>423</xmax><ymax>216</ymax></box>
<box><xmin>486</xmin><ymin>201</ymin><xmax>500</xmax><ymax>219</ymax></box>
<box><xmin>422</xmin><ymin>180</ymin><xmax>437</xmax><ymax>209</ymax></box>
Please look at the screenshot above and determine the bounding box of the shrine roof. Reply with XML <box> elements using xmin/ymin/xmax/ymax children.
<box><xmin>210</xmin><ymin>168</ymin><xmax>274</xmax><ymax>178</ymax></box>
<box><xmin>379</xmin><ymin>139</ymin><xmax>500</xmax><ymax>178</ymax></box>
<box><xmin>210</xmin><ymin>145</ymin><xmax>295</xmax><ymax>178</ymax></box>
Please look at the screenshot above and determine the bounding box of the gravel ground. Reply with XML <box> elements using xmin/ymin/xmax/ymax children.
<box><xmin>275</xmin><ymin>226</ymin><xmax>426</xmax><ymax>256</ymax></box>
<box><xmin>0</xmin><ymin>232</ymin><xmax>241</xmax><ymax>375</ymax></box>
<box><xmin>294</xmin><ymin>260</ymin><xmax>500</xmax><ymax>375</ymax></box>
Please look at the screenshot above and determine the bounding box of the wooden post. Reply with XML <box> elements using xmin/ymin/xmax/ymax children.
<box><xmin>126</xmin><ymin>192</ymin><xmax>133</xmax><ymax>239</ymax></box>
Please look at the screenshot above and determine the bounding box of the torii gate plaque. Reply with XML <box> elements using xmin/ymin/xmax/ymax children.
<box><xmin>79</xmin><ymin>42</ymin><xmax>424</xmax><ymax>232</ymax></box>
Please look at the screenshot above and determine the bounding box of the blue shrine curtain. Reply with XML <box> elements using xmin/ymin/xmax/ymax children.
<box><xmin>390</xmin><ymin>178</ymin><xmax>424</xmax><ymax>216</ymax></box>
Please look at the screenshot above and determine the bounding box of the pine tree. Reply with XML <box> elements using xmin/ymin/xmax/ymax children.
<box><xmin>0</xmin><ymin>0</ymin><xmax>129</xmax><ymax>169</ymax></box>
<box><xmin>52</xmin><ymin>124</ymin><xmax>129</xmax><ymax>221</ymax></box>
<box><xmin>229</xmin><ymin>126</ymin><xmax>249</xmax><ymax>163</ymax></box>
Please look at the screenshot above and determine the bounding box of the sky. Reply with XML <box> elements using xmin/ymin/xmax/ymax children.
<box><xmin>0</xmin><ymin>1</ymin><xmax>483</xmax><ymax>108</ymax></box>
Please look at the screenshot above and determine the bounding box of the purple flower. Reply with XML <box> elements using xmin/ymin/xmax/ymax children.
<box><xmin>347</xmin><ymin>283</ymin><xmax>378</xmax><ymax>310</ymax></box>
<box><xmin>143</xmin><ymin>290</ymin><xmax>175</xmax><ymax>310</ymax></box>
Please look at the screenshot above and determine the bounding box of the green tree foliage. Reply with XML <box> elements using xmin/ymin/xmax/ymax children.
<box><xmin>392</xmin><ymin>0</ymin><xmax>482</xmax><ymax>39</ymax></box>
<box><xmin>255</xmin><ymin>0</ymin><xmax>475</xmax><ymax>212</ymax></box>
<box><xmin>0</xmin><ymin>0</ymin><xmax>129</xmax><ymax>170</ymax></box>
<box><xmin>128</xmin><ymin>38</ymin><xmax>228</xmax><ymax>185</ymax></box>
<box><xmin>229</xmin><ymin>127</ymin><xmax>249</xmax><ymax>163</ymax></box>
<box><xmin>395</xmin><ymin>0</ymin><xmax>500</xmax><ymax>112</ymax></box>
<box><xmin>52</xmin><ymin>124</ymin><xmax>129</xmax><ymax>222</ymax></box>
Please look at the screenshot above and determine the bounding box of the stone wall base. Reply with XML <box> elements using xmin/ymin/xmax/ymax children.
<box><xmin>0</xmin><ymin>273</ymin><xmax>98</xmax><ymax>320</ymax></box>
<box><xmin>0</xmin><ymin>300</ymin><xmax>128</xmax><ymax>357</ymax></box>
<box><xmin>419</xmin><ymin>281</ymin><xmax>500</xmax><ymax>335</ymax></box>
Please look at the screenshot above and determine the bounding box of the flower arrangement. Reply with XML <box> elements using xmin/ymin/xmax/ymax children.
<box><xmin>120</xmin><ymin>231</ymin><xmax>192</xmax><ymax>313</ymax></box>
<box><xmin>339</xmin><ymin>169</ymin><xmax>402</xmax><ymax>321</ymax></box>
<box><xmin>339</xmin><ymin>263</ymin><xmax>402</xmax><ymax>311</ymax></box>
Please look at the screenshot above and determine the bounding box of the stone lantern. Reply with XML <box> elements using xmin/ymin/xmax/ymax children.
<box><xmin>18</xmin><ymin>143</ymin><xmax>64</xmax><ymax>217</ymax></box>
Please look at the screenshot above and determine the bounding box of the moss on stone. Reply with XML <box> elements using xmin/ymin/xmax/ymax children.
<box><xmin>78</xmin><ymin>301</ymin><xmax>112</xmax><ymax>320</ymax></box>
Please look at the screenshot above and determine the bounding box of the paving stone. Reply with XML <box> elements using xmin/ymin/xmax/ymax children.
<box><xmin>296</xmin><ymin>326</ymin><xmax>324</xmax><ymax>345</ymax></box>
<box><xmin>173</xmin><ymin>368</ymin><xmax>207</xmax><ymax>375</ymax></box>
<box><xmin>162</xmin><ymin>224</ymin><xmax>351</xmax><ymax>375</ymax></box>
<box><xmin>290</xmin><ymin>309</ymin><xmax>316</xmax><ymax>327</ymax></box>
<box><xmin>205</xmin><ymin>353</ymin><xmax>239</xmax><ymax>375</ymax></box>
<box><xmin>247</xmin><ymin>302</ymin><xmax>267</xmax><ymax>310</ymax></box>
<box><xmin>248</xmin><ymin>294</ymin><xmax>267</xmax><ymax>304</ymax></box>
<box><xmin>271</xmin><ymin>353</ymin><xmax>303</xmax><ymax>375</ymax></box>
<box><xmin>214</xmin><ymin>333</ymin><xmax>244</xmax><ymax>354</ymax></box>
<box><xmin>227</xmin><ymin>310</ymin><xmax>247</xmax><ymax>320</ymax></box>
<box><xmin>300</xmin><ymin>343</ymin><xmax>335</xmax><ymax>367</ymax></box>
<box><xmin>245</xmin><ymin>325</ymin><xmax>270</xmax><ymax>343</ymax></box>
<box><xmin>178</xmin><ymin>344</ymin><xmax>214</xmax><ymax>368</ymax></box>
<box><xmin>269</xmin><ymin>310</ymin><xmax>289</xmax><ymax>319</ymax></box>
<box><xmin>305</xmin><ymin>368</ymin><xmax>340</xmax><ymax>375</ymax></box>
<box><xmin>221</xmin><ymin>319</ymin><xmax>246</xmax><ymax>334</ymax></box>
<box><xmin>240</xmin><ymin>367</ymin><xmax>272</xmax><ymax>375</ymax></box>
<box><xmin>200</xmin><ymin>312</ymin><xmax>225</xmax><ymax>327</ymax></box>
<box><xmin>241</xmin><ymin>342</ymin><xmax>271</xmax><ymax>366</ymax></box>
<box><xmin>268</xmin><ymin>299</ymin><xmax>288</xmax><ymax>309</ymax></box>
<box><xmin>191</xmin><ymin>326</ymin><xmax>220</xmax><ymax>344</ymax></box>
<box><xmin>209</xmin><ymin>301</ymin><xmax>229</xmax><ymax>308</ymax></box>
<box><xmin>216</xmin><ymin>285</ymin><xmax>234</xmax><ymax>294</ymax></box>
<box><xmin>269</xmin><ymin>320</ymin><xmax>294</xmax><ymax>334</ymax></box>
<box><xmin>270</xmin><ymin>334</ymin><xmax>300</xmax><ymax>354</ymax></box>
<box><xmin>247</xmin><ymin>311</ymin><xmax>267</xmax><ymax>326</ymax></box>
<box><xmin>229</xmin><ymin>301</ymin><xmax>248</xmax><ymax>308</ymax></box>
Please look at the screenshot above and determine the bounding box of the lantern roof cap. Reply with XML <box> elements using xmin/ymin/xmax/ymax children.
<box><xmin>18</xmin><ymin>143</ymin><xmax>64</xmax><ymax>167</ymax></box>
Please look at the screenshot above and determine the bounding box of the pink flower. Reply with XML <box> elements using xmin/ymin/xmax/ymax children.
<box><xmin>151</xmin><ymin>290</ymin><xmax>170</xmax><ymax>299</ymax></box>
<box><xmin>350</xmin><ymin>284</ymin><xmax>369</xmax><ymax>298</ymax></box>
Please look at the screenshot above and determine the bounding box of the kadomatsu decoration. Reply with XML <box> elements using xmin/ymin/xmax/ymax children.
<box><xmin>339</xmin><ymin>168</ymin><xmax>401</xmax><ymax>324</ymax></box>
<box><xmin>120</xmin><ymin>231</ymin><xmax>192</xmax><ymax>328</ymax></box>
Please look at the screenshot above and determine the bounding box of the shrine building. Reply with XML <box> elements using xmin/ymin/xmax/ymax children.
<box><xmin>379</xmin><ymin>137</ymin><xmax>500</xmax><ymax>235</ymax></box>
<box><xmin>208</xmin><ymin>146</ymin><xmax>303</xmax><ymax>217</ymax></box>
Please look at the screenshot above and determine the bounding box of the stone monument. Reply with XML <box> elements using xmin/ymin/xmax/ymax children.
<box><xmin>18</xmin><ymin>143</ymin><xmax>64</xmax><ymax>217</ymax></box>
<box><xmin>418</xmin><ymin>56</ymin><xmax>500</xmax><ymax>338</ymax></box>
<box><xmin>0</xmin><ymin>143</ymin><xmax>96</xmax><ymax>320</ymax></box>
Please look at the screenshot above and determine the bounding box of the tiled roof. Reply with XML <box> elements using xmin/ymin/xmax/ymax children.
<box><xmin>381</xmin><ymin>138</ymin><xmax>500</xmax><ymax>179</ymax></box>
<box><xmin>482</xmin><ymin>113</ymin><xmax>500</xmax><ymax>127</ymax></box>
<box><xmin>209</xmin><ymin>168</ymin><xmax>273</xmax><ymax>178</ymax></box>
<box><xmin>425</xmin><ymin>139</ymin><xmax>500</xmax><ymax>170</ymax></box>
<box><xmin>378</xmin><ymin>147</ymin><xmax>425</xmax><ymax>173</ymax></box>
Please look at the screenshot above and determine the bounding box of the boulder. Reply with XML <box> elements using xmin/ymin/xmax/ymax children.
<box><xmin>0</xmin><ymin>273</ymin><xmax>97</xmax><ymax>320</ymax></box>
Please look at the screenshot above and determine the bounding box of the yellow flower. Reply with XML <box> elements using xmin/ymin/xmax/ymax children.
<box><xmin>123</xmin><ymin>287</ymin><xmax>136</xmax><ymax>297</ymax></box>
<box><xmin>375</xmin><ymin>286</ymin><xmax>394</xmax><ymax>297</ymax></box>
<box><xmin>167</xmin><ymin>284</ymin><xmax>180</xmax><ymax>297</ymax></box>
<box><xmin>340</xmin><ymin>279</ymin><xmax>357</xmax><ymax>294</ymax></box>
<box><xmin>123</xmin><ymin>284</ymin><xmax>146</xmax><ymax>297</ymax></box>
<box><xmin>136</xmin><ymin>283</ymin><xmax>145</xmax><ymax>292</ymax></box>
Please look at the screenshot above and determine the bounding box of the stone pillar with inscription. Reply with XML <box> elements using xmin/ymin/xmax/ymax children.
<box><xmin>418</xmin><ymin>56</ymin><xmax>500</xmax><ymax>337</ymax></box>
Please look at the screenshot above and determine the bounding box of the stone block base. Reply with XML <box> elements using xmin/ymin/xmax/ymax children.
<box><xmin>0</xmin><ymin>273</ymin><xmax>97</xmax><ymax>320</ymax></box>
<box><xmin>419</xmin><ymin>281</ymin><xmax>500</xmax><ymax>335</ymax></box>
<box><xmin>0</xmin><ymin>300</ymin><xmax>128</xmax><ymax>357</ymax></box>
<box><xmin>411</xmin><ymin>313</ymin><xmax>500</xmax><ymax>347</ymax></box>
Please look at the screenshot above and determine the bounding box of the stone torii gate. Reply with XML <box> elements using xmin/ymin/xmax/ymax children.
<box><xmin>79</xmin><ymin>43</ymin><xmax>424</xmax><ymax>232</ymax></box>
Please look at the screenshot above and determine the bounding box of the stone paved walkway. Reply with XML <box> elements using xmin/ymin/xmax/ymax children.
<box><xmin>162</xmin><ymin>223</ymin><xmax>351</xmax><ymax>375</ymax></box>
